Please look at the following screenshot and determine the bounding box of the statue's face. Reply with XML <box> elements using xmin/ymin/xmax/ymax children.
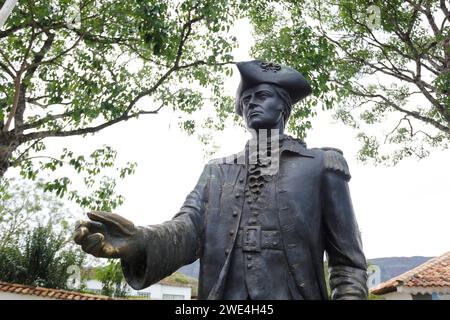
<box><xmin>241</xmin><ymin>83</ymin><xmax>285</xmax><ymax>130</ymax></box>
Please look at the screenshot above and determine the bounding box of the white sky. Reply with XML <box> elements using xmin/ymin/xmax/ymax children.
<box><xmin>7</xmin><ymin>19</ymin><xmax>450</xmax><ymax>260</ymax></box>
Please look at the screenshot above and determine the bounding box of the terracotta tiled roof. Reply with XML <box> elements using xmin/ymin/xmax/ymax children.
<box><xmin>371</xmin><ymin>251</ymin><xmax>450</xmax><ymax>295</ymax></box>
<box><xmin>158</xmin><ymin>278</ymin><xmax>192</xmax><ymax>288</ymax></box>
<box><xmin>0</xmin><ymin>281</ymin><xmax>113</xmax><ymax>300</ymax></box>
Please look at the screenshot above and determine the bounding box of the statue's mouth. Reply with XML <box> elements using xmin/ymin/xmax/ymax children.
<box><xmin>248</xmin><ymin>111</ymin><xmax>263</xmax><ymax>118</ymax></box>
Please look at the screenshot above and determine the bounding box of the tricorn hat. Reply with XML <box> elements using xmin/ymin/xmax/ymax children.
<box><xmin>235</xmin><ymin>60</ymin><xmax>312</xmax><ymax>116</ymax></box>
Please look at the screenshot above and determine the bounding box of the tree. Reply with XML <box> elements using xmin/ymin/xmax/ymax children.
<box><xmin>249</xmin><ymin>0</ymin><xmax>449</xmax><ymax>164</ymax></box>
<box><xmin>0</xmin><ymin>0</ymin><xmax>248</xmax><ymax>208</ymax></box>
<box><xmin>0</xmin><ymin>179</ymin><xmax>85</xmax><ymax>289</ymax></box>
<box><xmin>0</xmin><ymin>178</ymin><xmax>72</xmax><ymax>249</ymax></box>
<box><xmin>94</xmin><ymin>260</ymin><xmax>128</xmax><ymax>297</ymax></box>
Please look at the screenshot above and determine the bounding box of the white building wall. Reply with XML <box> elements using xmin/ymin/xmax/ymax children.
<box><xmin>85</xmin><ymin>280</ymin><xmax>191</xmax><ymax>300</ymax></box>
<box><xmin>85</xmin><ymin>280</ymin><xmax>102</xmax><ymax>291</ymax></box>
<box><xmin>381</xmin><ymin>291</ymin><xmax>413</xmax><ymax>300</ymax></box>
<box><xmin>147</xmin><ymin>283</ymin><xmax>162</xmax><ymax>299</ymax></box>
<box><xmin>0</xmin><ymin>292</ymin><xmax>54</xmax><ymax>300</ymax></box>
<box><xmin>159</xmin><ymin>284</ymin><xmax>191</xmax><ymax>300</ymax></box>
<box><xmin>134</xmin><ymin>283</ymin><xmax>191</xmax><ymax>300</ymax></box>
<box><xmin>380</xmin><ymin>286</ymin><xmax>450</xmax><ymax>300</ymax></box>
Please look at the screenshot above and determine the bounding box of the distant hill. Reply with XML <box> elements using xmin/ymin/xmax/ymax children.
<box><xmin>178</xmin><ymin>261</ymin><xmax>200</xmax><ymax>278</ymax></box>
<box><xmin>177</xmin><ymin>256</ymin><xmax>434</xmax><ymax>283</ymax></box>
<box><xmin>368</xmin><ymin>256</ymin><xmax>433</xmax><ymax>282</ymax></box>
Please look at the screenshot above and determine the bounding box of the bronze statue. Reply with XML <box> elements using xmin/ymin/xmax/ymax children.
<box><xmin>74</xmin><ymin>60</ymin><xmax>368</xmax><ymax>300</ymax></box>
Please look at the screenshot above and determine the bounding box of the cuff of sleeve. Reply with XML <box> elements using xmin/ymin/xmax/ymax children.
<box><xmin>329</xmin><ymin>265</ymin><xmax>368</xmax><ymax>300</ymax></box>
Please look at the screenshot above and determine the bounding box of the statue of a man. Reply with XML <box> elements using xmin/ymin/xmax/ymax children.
<box><xmin>74</xmin><ymin>60</ymin><xmax>368</xmax><ymax>300</ymax></box>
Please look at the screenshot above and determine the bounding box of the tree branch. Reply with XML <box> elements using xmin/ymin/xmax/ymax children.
<box><xmin>0</xmin><ymin>60</ymin><xmax>15</xmax><ymax>78</ymax></box>
<box><xmin>26</xmin><ymin>33</ymin><xmax>85</xmax><ymax>71</ymax></box>
<box><xmin>18</xmin><ymin>111</ymin><xmax>74</xmax><ymax>131</ymax></box>
<box><xmin>3</xmin><ymin>72</ymin><xmax>22</xmax><ymax>132</ymax></box>
<box><xmin>10</xmin><ymin>136</ymin><xmax>44</xmax><ymax>166</ymax></box>
<box><xmin>178</xmin><ymin>60</ymin><xmax>235</xmax><ymax>70</ymax></box>
<box><xmin>13</xmin><ymin>12</ymin><xmax>235</xmax><ymax>148</ymax></box>
<box><xmin>22</xmin><ymin>31</ymin><xmax>55</xmax><ymax>81</ymax></box>
<box><xmin>441</xmin><ymin>0</ymin><xmax>450</xmax><ymax>19</ymax></box>
<box><xmin>12</xmin><ymin>155</ymin><xmax>70</xmax><ymax>167</ymax></box>
<box><xmin>0</xmin><ymin>47</ymin><xmax>17</xmax><ymax>72</ymax></box>
<box><xmin>2</xmin><ymin>28</ymin><xmax>55</xmax><ymax>133</ymax></box>
<box><xmin>421</xmin><ymin>0</ymin><xmax>441</xmax><ymax>36</ymax></box>
<box><xmin>20</xmin><ymin>109</ymin><xmax>154</xmax><ymax>143</ymax></box>
<box><xmin>332</xmin><ymin>78</ymin><xmax>449</xmax><ymax>134</ymax></box>
<box><xmin>19</xmin><ymin>87</ymin><xmax>201</xmax><ymax>143</ymax></box>
<box><xmin>123</xmin><ymin>14</ymin><xmax>205</xmax><ymax>115</ymax></box>
<box><xmin>0</xmin><ymin>23</ymin><xmax>29</xmax><ymax>38</ymax></box>
<box><xmin>384</xmin><ymin>116</ymin><xmax>409</xmax><ymax>144</ymax></box>
<box><xmin>326</xmin><ymin>29</ymin><xmax>443</xmax><ymax>108</ymax></box>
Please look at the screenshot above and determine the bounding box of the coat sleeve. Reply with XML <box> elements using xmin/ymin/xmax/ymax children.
<box><xmin>321</xmin><ymin>149</ymin><xmax>368</xmax><ymax>300</ymax></box>
<box><xmin>120</xmin><ymin>163</ymin><xmax>210</xmax><ymax>290</ymax></box>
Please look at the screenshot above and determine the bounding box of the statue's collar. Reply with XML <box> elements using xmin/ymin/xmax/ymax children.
<box><xmin>210</xmin><ymin>134</ymin><xmax>315</xmax><ymax>166</ymax></box>
<box><xmin>242</xmin><ymin>134</ymin><xmax>314</xmax><ymax>158</ymax></box>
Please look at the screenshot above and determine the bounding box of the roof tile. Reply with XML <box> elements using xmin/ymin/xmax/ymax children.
<box><xmin>0</xmin><ymin>281</ymin><xmax>112</xmax><ymax>300</ymax></box>
<box><xmin>371</xmin><ymin>251</ymin><xmax>450</xmax><ymax>295</ymax></box>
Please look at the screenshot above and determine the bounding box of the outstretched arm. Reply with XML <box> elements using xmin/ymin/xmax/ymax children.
<box><xmin>120</xmin><ymin>163</ymin><xmax>210</xmax><ymax>289</ymax></box>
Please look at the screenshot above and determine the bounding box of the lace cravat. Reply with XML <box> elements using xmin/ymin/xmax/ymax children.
<box><xmin>245</xmin><ymin>138</ymin><xmax>283</xmax><ymax>200</ymax></box>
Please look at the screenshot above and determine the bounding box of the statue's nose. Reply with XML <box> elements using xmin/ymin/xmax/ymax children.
<box><xmin>248</xmin><ymin>102</ymin><xmax>258</xmax><ymax>110</ymax></box>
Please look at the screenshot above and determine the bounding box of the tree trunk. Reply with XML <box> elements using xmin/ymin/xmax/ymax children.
<box><xmin>0</xmin><ymin>133</ymin><xmax>17</xmax><ymax>178</ymax></box>
<box><xmin>0</xmin><ymin>146</ymin><xmax>12</xmax><ymax>177</ymax></box>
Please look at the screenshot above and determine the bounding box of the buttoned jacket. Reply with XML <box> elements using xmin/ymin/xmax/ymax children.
<box><xmin>121</xmin><ymin>137</ymin><xmax>368</xmax><ymax>300</ymax></box>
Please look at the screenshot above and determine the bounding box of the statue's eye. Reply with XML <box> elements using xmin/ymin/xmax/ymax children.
<box><xmin>257</xmin><ymin>91</ymin><xmax>271</xmax><ymax>98</ymax></box>
<box><xmin>242</xmin><ymin>98</ymin><xmax>250</xmax><ymax>105</ymax></box>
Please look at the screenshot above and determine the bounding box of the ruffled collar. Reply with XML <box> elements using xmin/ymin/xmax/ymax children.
<box><xmin>244</xmin><ymin>134</ymin><xmax>308</xmax><ymax>154</ymax></box>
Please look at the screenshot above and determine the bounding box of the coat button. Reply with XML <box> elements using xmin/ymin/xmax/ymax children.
<box><xmin>239</xmin><ymin>178</ymin><xmax>244</xmax><ymax>183</ymax></box>
<box><xmin>229</xmin><ymin>230</ymin><xmax>234</xmax><ymax>236</ymax></box>
<box><xmin>247</xmin><ymin>264</ymin><xmax>253</xmax><ymax>269</ymax></box>
<box><xmin>247</xmin><ymin>255</ymin><xmax>252</xmax><ymax>260</ymax></box>
<box><xmin>235</xmin><ymin>193</ymin><xmax>241</xmax><ymax>198</ymax></box>
<box><xmin>232</xmin><ymin>211</ymin><xmax>238</xmax><ymax>217</ymax></box>
<box><xmin>225</xmin><ymin>249</ymin><xmax>230</xmax><ymax>255</ymax></box>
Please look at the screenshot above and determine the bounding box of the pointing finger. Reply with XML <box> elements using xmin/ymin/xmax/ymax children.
<box><xmin>88</xmin><ymin>211</ymin><xmax>135</xmax><ymax>236</ymax></box>
<box><xmin>81</xmin><ymin>233</ymin><xmax>105</xmax><ymax>257</ymax></box>
<box><xmin>73</xmin><ymin>226</ymin><xmax>89</xmax><ymax>244</ymax></box>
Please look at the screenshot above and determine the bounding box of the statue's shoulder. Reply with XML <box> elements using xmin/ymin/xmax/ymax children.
<box><xmin>319</xmin><ymin>147</ymin><xmax>351</xmax><ymax>181</ymax></box>
<box><xmin>207</xmin><ymin>157</ymin><xmax>225</xmax><ymax>166</ymax></box>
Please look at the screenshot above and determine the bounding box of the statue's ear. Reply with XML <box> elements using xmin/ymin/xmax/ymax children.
<box><xmin>282</xmin><ymin>107</ymin><xmax>289</xmax><ymax>124</ymax></box>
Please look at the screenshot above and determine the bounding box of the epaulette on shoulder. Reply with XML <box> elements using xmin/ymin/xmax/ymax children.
<box><xmin>321</xmin><ymin>147</ymin><xmax>351</xmax><ymax>181</ymax></box>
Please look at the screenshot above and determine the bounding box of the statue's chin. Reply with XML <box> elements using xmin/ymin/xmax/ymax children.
<box><xmin>245</xmin><ymin>114</ymin><xmax>284</xmax><ymax>133</ymax></box>
<box><xmin>247</xmin><ymin>122</ymin><xmax>278</xmax><ymax>131</ymax></box>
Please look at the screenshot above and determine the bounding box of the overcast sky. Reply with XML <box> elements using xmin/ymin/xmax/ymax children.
<box><xmin>7</xmin><ymin>19</ymin><xmax>450</xmax><ymax>260</ymax></box>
